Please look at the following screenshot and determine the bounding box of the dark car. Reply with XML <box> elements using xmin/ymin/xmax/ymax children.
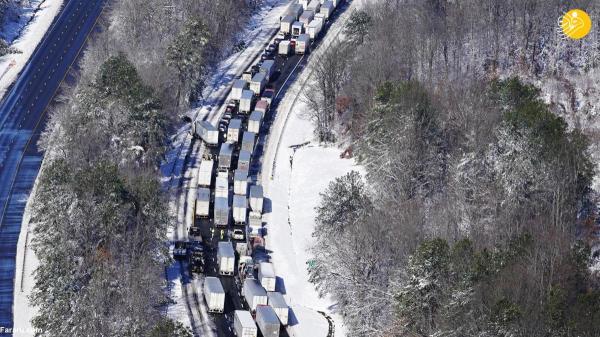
<box><xmin>173</xmin><ymin>241</ymin><xmax>187</xmax><ymax>259</ymax></box>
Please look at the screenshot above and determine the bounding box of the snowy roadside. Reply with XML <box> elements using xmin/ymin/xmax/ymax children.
<box><xmin>0</xmin><ymin>0</ymin><xmax>64</xmax><ymax>99</ymax></box>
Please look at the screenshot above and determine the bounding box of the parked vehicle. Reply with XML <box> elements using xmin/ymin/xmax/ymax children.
<box><xmin>240</xmin><ymin>90</ymin><xmax>254</xmax><ymax>114</ymax></box>
<box><xmin>256</xmin><ymin>305</ymin><xmax>280</xmax><ymax>337</ymax></box>
<box><xmin>278</xmin><ymin>40</ymin><xmax>291</xmax><ymax>56</ymax></box>
<box><xmin>248</xmin><ymin>110</ymin><xmax>263</xmax><ymax>134</ymax></box>
<box><xmin>196</xmin><ymin>187</ymin><xmax>210</xmax><ymax>218</ymax></box>
<box><xmin>258</xmin><ymin>262</ymin><xmax>276</xmax><ymax>292</ymax></box>
<box><xmin>261</xmin><ymin>50</ymin><xmax>274</xmax><ymax>61</ymax></box>
<box><xmin>218</xmin><ymin>241</ymin><xmax>235</xmax><ymax>276</ymax></box>
<box><xmin>216</xmin><ymin>174</ymin><xmax>228</xmax><ymax>199</ymax></box>
<box><xmin>307</xmin><ymin>0</ymin><xmax>320</xmax><ymax>12</ymax></box>
<box><xmin>218</xmin><ymin>143</ymin><xmax>235</xmax><ymax>172</ymax></box>
<box><xmin>291</xmin><ymin>21</ymin><xmax>304</xmax><ymax>37</ymax></box>
<box><xmin>255</xmin><ymin>99</ymin><xmax>269</xmax><ymax>115</ymax></box>
<box><xmin>235</xmin><ymin>238</ymin><xmax>251</xmax><ymax>257</ymax></box>
<box><xmin>189</xmin><ymin>226</ymin><xmax>202</xmax><ymax>243</ymax></box>
<box><xmin>238</xmin><ymin>150</ymin><xmax>252</xmax><ymax>172</ymax></box>
<box><xmin>241</xmin><ymin>131</ymin><xmax>256</xmax><ymax>153</ymax></box>
<box><xmin>250</xmin><ymin>72</ymin><xmax>267</xmax><ymax>96</ymax></box>
<box><xmin>296</xmin><ymin>34</ymin><xmax>311</xmax><ymax>54</ymax></box>
<box><xmin>232</xmin><ymin>79</ymin><xmax>247</xmax><ymax>101</ymax></box>
<box><xmin>197</xmin><ymin>159</ymin><xmax>214</xmax><ymax>187</ymax></box>
<box><xmin>227</xmin><ymin>118</ymin><xmax>242</xmax><ymax>144</ymax></box>
<box><xmin>214</xmin><ymin>197</ymin><xmax>229</xmax><ymax>227</ymax></box>
<box><xmin>234</xmin><ymin>310</ymin><xmax>258</xmax><ymax>337</ymax></box>
<box><xmin>285</xmin><ymin>3</ymin><xmax>303</xmax><ymax>20</ymax></box>
<box><xmin>299</xmin><ymin>0</ymin><xmax>309</xmax><ymax>9</ymax></box>
<box><xmin>308</xmin><ymin>18</ymin><xmax>324</xmax><ymax>39</ymax></box>
<box><xmin>203</xmin><ymin>277</ymin><xmax>225</xmax><ymax>313</ymax></box>
<box><xmin>262</xmin><ymin>89</ymin><xmax>275</xmax><ymax>105</ymax></box>
<box><xmin>232</xmin><ymin>228</ymin><xmax>246</xmax><ymax>240</ymax></box>
<box><xmin>233</xmin><ymin>195</ymin><xmax>247</xmax><ymax>225</ymax></box>
<box><xmin>242</xmin><ymin>279</ymin><xmax>268</xmax><ymax>311</ymax></box>
<box><xmin>248</xmin><ymin>212</ymin><xmax>262</xmax><ymax>236</ymax></box>
<box><xmin>267</xmin><ymin>292</ymin><xmax>289</xmax><ymax>325</ymax></box>
<box><xmin>194</xmin><ymin>120</ymin><xmax>219</xmax><ymax>146</ymax></box>
<box><xmin>242</xmin><ymin>70</ymin><xmax>253</xmax><ymax>82</ymax></box>
<box><xmin>299</xmin><ymin>10</ymin><xmax>314</xmax><ymax>25</ymax></box>
<box><xmin>320</xmin><ymin>0</ymin><xmax>334</xmax><ymax>18</ymax></box>
<box><xmin>249</xmin><ymin>185</ymin><xmax>264</xmax><ymax>213</ymax></box>
<box><xmin>260</xmin><ymin>60</ymin><xmax>275</xmax><ymax>81</ymax></box>
<box><xmin>173</xmin><ymin>241</ymin><xmax>187</xmax><ymax>259</ymax></box>
<box><xmin>234</xmin><ymin>169</ymin><xmax>249</xmax><ymax>195</ymax></box>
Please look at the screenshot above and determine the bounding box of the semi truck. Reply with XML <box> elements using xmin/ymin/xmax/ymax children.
<box><xmin>280</xmin><ymin>15</ymin><xmax>294</xmax><ymax>34</ymax></box>
<box><xmin>296</xmin><ymin>34</ymin><xmax>311</xmax><ymax>54</ymax></box>
<box><xmin>216</xmin><ymin>174</ymin><xmax>229</xmax><ymax>199</ymax></box>
<box><xmin>292</xmin><ymin>21</ymin><xmax>304</xmax><ymax>37</ymax></box>
<box><xmin>307</xmin><ymin>0</ymin><xmax>320</xmax><ymax>12</ymax></box>
<box><xmin>240</xmin><ymin>90</ymin><xmax>254</xmax><ymax>114</ymax></box>
<box><xmin>260</xmin><ymin>59</ymin><xmax>275</xmax><ymax>81</ymax></box>
<box><xmin>232</xmin><ymin>79</ymin><xmax>247</xmax><ymax>101</ymax></box>
<box><xmin>299</xmin><ymin>10</ymin><xmax>314</xmax><ymax>25</ymax></box>
<box><xmin>258</xmin><ymin>262</ymin><xmax>276</xmax><ymax>292</ymax></box>
<box><xmin>234</xmin><ymin>169</ymin><xmax>248</xmax><ymax>195</ymax></box>
<box><xmin>256</xmin><ymin>305</ymin><xmax>280</xmax><ymax>337</ymax></box>
<box><xmin>267</xmin><ymin>292</ymin><xmax>289</xmax><ymax>325</ymax></box>
<box><xmin>248</xmin><ymin>110</ymin><xmax>262</xmax><ymax>134</ymax></box>
<box><xmin>278</xmin><ymin>40</ymin><xmax>291</xmax><ymax>56</ymax></box>
<box><xmin>196</xmin><ymin>187</ymin><xmax>210</xmax><ymax>218</ymax></box>
<box><xmin>234</xmin><ymin>310</ymin><xmax>258</xmax><ymax>337</ymax></box>
<box><xmin>227</xmin><ymin>118</ymin><xmax>242</xmax><ymax>143</ymax></box>
<box><xmin>308</xmin><ymin>18</ymin><xmax>324</xmax><ymax>39</ymax></box>
<box><xmin>250</xmin><ymin>72</ymin><xmax>266</xmax><ymax>96</ymax></box>
<box><xmin>197</xmin><ymin>159</ymin><xmax>214</xmax><ymax>187</ymax></box>
<box><xmin>255</xmin><ymin>99</ymin><xmax>269</xmax><ymax>115</ymax></box>
<box><xmin>218</xmin><ymin>143</ymin><xmax>234</xmax><ymax>172</ymax></box>
<box><xmin>241</xmin><ymin>131</ymin><xmax>256</xmax><ymax>154</ymax></box>
<box><xmin>203</xmin><ymin>277</ymin><xmax>225</xmax><ymax>313</ymax></box>
<box><xmin>249</xmin><ymin>185</ymin><xmax>264</xmax><ymax>213</ymax></box>
<box><xmin>214</xmin><ymin>197</ymin><xmax>229</xmax><ymax>227</ymax></box>
<box><xmin>233</xmin><ymin>195</ymin><xmax>247</xmax><ymax>225</ymax></box>
<box><xmin>238</xmin><ymin>150</ymin><xmax>252</xmax><ymax>172</ymax></box>
<box><xmin>242</xmin><ymin>279</ymin><xmax>268</xmax><ymax>311</ymax></box>
<box><xmin>194</xmin><ymin>120</ymin><xmax>219</xmax><ymax>146</ymax></box>
<box><xmin>320</xmin><ymin>0</ymin><xmax>334</xmax><ymax>18</ymax></box>
<box><xmin>286</xmin><ymin>3</ymin><xmax>303</xmax><ymax>21</ymax></box>
<box><xmin>218</xmin><ymin>241</ymin><xmax>235</xmax><ymax>276</ymax></box>
<box><xmin>249</xmin><ymin>212</ymin><xmax>262</xmax><ymax>236</ymax></box>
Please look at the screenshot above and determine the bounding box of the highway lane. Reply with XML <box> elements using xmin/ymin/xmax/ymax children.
<box><xmin>0</xmin><ymin>0</ymin><xmax>105</xmax><ymax>331</ymax></box>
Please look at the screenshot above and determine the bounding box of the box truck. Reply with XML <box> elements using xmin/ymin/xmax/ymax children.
<box><xmin>260</xmin><ymin>60</ymin><xmax>275</xmax><ymax>81</ymax></box>
<box><xmin>240</xmin><ymin>90</ymin><xmax>254</xmax><ymax>114</ymax></box>
<box><xmin>214</xmin><ymin>197</ymin><xmax>229</xmax><ymax>227</ymax></box>
<box><xmin>250</xmin><ymin>72</ymin><xmax>266</xmax><ymax>96</ymax></box>
<box><xmin>308</xmin><ymin>18</ymin><xmax>324</xmax><ymax>39</ymax></box>
<box><xmin>286</xmin><ymin>3</ymin><xmax>303</xmax><ymax>20</ymax></box>
<box><xmin>299</xmin><ymin>0</ymin><xmax>309</xmax><ymax>9</ymax></box>
<box><xmin>255</xmin><ymin>100</ymin><xmax>269</xmax><ymax>115</ymax></box>
<box><xmin>203</xmin><ymin>277</ymin><xmax>225</xmax><ymax>313</ymax></box>
<box><xmin>197</xmin><ymin>159</ymin><xmax>214</xmax><ymax>187</ymax></box>
<box><xmin>234</xmin><ymin>310</ymin><xmax>258</xmax><ymax>337</ymax></box>
<box><xmin>280</xmin><ymin>15</ymin><xmax>294</xmax><ymax>34</ymax></box>
<box><xmin>278</xmin><ymin>40</ymin><xmax>291</xmax><ymax>56</ymax></box>
<box><xmin>299</xmin><ymin>10</ymin><xmax>314</xmax><ymax>25</ymax></box>
<box><xmin>196</xmin><ymin>187</ymin><xmax>210</xmax><ymax>218</ymax></box>
<box><xmin>291</xmin><ymin>21</ymin><xmax>304</xmax><ymax>37</ymax></box>
<box><xmin>232</xmin><ymin>79</ymin><xmax>247</xmax><ymax>101</ymax></box>
<box><xmin>248</xmin><ymin>111</ymin><xmax>263</xmax><ymax>134</ymax></box>
<box><xmin>256</xmin><ymin>305</ymin><xmax>280</xmax><ymax>337</ymax></box>
<box><xmin>233</xmin><ymin>195</ymin><xmax>247</xmax><ymax>225</ymax></box>
<box><xmin>258</xmin><ymin>262</ymin><xmax>276</xmax><ymax>292</ymax></box>
<box><xmin>234</xmin><ymin>170</ymin><xmax>248</xmax><ymax>195</ymax></box>
<box><xmin>248</xmin><ymin>212</ymin><xmax>262</xmax><ymax>236</ymax></box>
<box><xmin>320</xmin><ymin>0</ymin><xmax>334</xmax><ymax>19</ymax></box>
<box><xmin>307</xmin><ymin>0</ymin><xmax>320</xmax><ymax>12</ymax></box>
<box><xmin>296</xmin><ymin>34</ymin><xmax>310</xmax><ymax>54</ymax></box>
<box><xmin>218</xmin><ymin>241</ymin><xmax>235</xmax><ymax>275</ymax></box>
<box><xmin>238</xmin><ymin>150</ymin><xmax>252</xmax><ymax>172</ymax></box>
<box><xmin>227</xmin><ymin>118</ymin><xmax>242</xmax><ymax>143</ymax></box>
<box><xmin>241</xmin><ymin>132</ymin><xmax>256</xmax><ymax>153</ymax></box>
<box><xmin>243</xmin><ymin>279</ymin><xmax>268</xmax><ymax>311</ymax></box>
<box><xmin>267</xmin><ymin>292</ymin><xmax>289</xmax><ymax>325</ymax></box>
<box><xmin>249</xmin><ymin>185</ymin><xmax>264</xmax><ymax>213</ymax></box>
<box><xmin>194</xmin><ymin>120</ymin><xmax>219</xmax><ymax>146</ymax></box>
<box><xmin>216</xmin><ymin>174</ymin><xmax>229</xmax><ymax>199</ymax></box>
<box><xmin>218</xmin><ymin>143</ymin><xmax>234</xmax><ymax>172</ymax></box>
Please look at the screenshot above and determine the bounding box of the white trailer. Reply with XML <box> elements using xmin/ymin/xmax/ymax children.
<box><xmin>260</xmin><ymin>60</ymin><xmax>275</xmax><ymax>81</ymax></box>
<box><xmin>286</xmin><ymin>3</ymin><xmax>303</xmax><ymax>21</ymax></box>
<box><xmin>250</xmin><ymin>72</ymin><xmax>266</xmax><ymax>96</ymax></box>
<box><xmin>234</xmin><ymin>169</ymin><xmax>248</xmax><ymax>195</ymax></box>
<box><xmin>314</xmin><ymin>12</ymin><xmax>326</xmax><ymax>22</ymax></box>
<box><xmin>299</xmin><ymin>0</ymin><xmax>309</xmax><ymax>9</ymax></box>
<box><xmin>258</xmin><ymin>262</ymin><xmax>276</xmax><ymax>292</ymax></box>
<box><xmin>214</xmin><ymin>197</ymin><xmax>229</xmax><ymax>227</ymax></box>
<box><xmin>227</xmin><ymin>118</ymin><xmax>242</xmax><ymax>143</ymax></box>
<box><xmin>255</xmin><ymin>100</ymin><xmax>269</xmax><ymax>115</ymax></box>
<box><xmin>197</xmin><ymin>159</ymin><xmax>214</xmax><ymax>187</ymax></box>
<box><xmin>280</xmin><ymin>15</ymin><xmax>295</xmax><ymax>34</ymax></box>
<box><xmin>234</xmin><ymin>310</ymin><xmax>258</xmax><ymax>337</ymax></box>
<box><xmin>194</xmin><ymin>120</ymin><xmax>219</xmax><ymax>146</ymax></box>
<box><xmin>232</xmin><ymin>79</ymin><xmax>247</xmax><ymax>101</ymax></box>
<box><xmin>241</xmin><ymin>132</ymin><xmax>256</xmax><ymax>154</ymax></box>
<box><xmin>291</xmin><ymin>21</ymin><xmax>304</xmax><ymax>37</ymax></box>
<box><xmin>278</xmin><ymin>40</ymin><xmax>291</xmax><ymax>56</ymax></box>
<box><xmin>233</xmin><ymin>195</ymin><xmax>247</xmax><ymax>225</ymax></box>
<box><xmin>203</xmin><ymin>277</ymin><xmax>225</xmax><ymax>313</ymax></box>
<box><xmin>307</xmin><ymin>0</ymin><xmax>320</xmax><ymax>12</ymax></box>
<box><xmin>308</xmin><ymin>18</ymin><xmax>324</xmax><ymax>39</ymax></box>
<box><xmin>267</xmin><ymin>292</ymin><xmax>289</xmax><ymax>325</ymax></box>
<box><xmin>196</xmin><ymin>187</ymin><xmax>210</xmax><ymax>218</ymax></box>
<box><xmin>218</xmin><ymin>241</ymin><xmax>235</xmax><ymax>275</ymax></box>
<box><xmin>249</xmin><ymin>185</ymin><xmax>264</xmax><ymax>213</ymax></box>
<box><xmin>299</xmin><ymin>10</ymin><xmax>314</xmax><ymax>25</ymax></box>
<box><xmin>320</xmin><ymin>0</ymin><xmax>334</xmax><ymax>19</ymax></box>
<box><xmin>256</xmin><ymin>305</ymin><xmax>280</xmax><ymax>337</ymax></box>
<box><xmin>248</xmin><ymin>212</ymin><xmax>262</xmax><ymax>236</ymax></box>
<box><xmin>248</xmin><ymin>111</ymin><xmax>263</xmax><ymax>134</ymax></box>
<box><xmin>296</xmin><ymin>34</ymin><xmax>311</xmax><ymax>54</ymax></box>
<box><xmin>218</xmin><ymin>143</ymin><xmax>234</xmax><ymax>172</ymax></box>
<box><xmin>240</xmin><ymin>90</ymin><xmax>254</xmax><ymax>114</ymax></box>
<box><xmin>216</xmin><ymin>174</ymin><xmax>229</xmax><ymax>199</ymax></box>
<box><xmin>238</xmin><ymin>150</ymin><xmax>252</xmax><ymax>172</ymax></box>
<box><xmin>242</xmin><ymin>279</ymin><xmax>268</xmax><ymax>311</ymax></box>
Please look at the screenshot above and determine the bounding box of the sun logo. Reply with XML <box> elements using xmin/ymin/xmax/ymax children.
<box><xmin>560</xmin><ymin>9</ymin><xmax>592</xmax><ymax>40</ymax></box>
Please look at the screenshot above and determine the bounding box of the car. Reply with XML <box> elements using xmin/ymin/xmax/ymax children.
<box><xmin>251</xmin><ymin>65</ymin><xmax>261</xmax><ymax>74</ymax></box>
<box><xmin>261</xmin><ymin>52</ymin><xmax>274</xmax><ymax>61</ymax></box>
<box><xmin>273</xmin><ymin>37</ymin><xmax>282</xmax><ymax>46</ymax></box>
<box><xmin>232</xmin><ymin>228</ymin><xmax>245</xmax><ymax>240</ymax></box>
<box><xmin>173</xmin><ymin>241</ymin><xmax>187</xmax><ymax>259</ymax></box>
<box><xmin>189</xmin><ymin>226</ymin><xmax>202</xmax><ymax>241</ymax></box>
<box><xmin>222</xmin><ymin>112</ymin><xmax>233</xmax><ymax>121</ymax></box>
<box><xmin>219</xmin><ymin>125</ymin><xmax>227</xmax><ymax>133</ymax></box>
<box><xmin>267</xmin><ymin>44</ymin><xmax>277</xmax><ymax>53</ymax></box>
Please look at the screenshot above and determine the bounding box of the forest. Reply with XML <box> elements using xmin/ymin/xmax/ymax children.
<box><xmin>308</xmin><ymin>1</ymin><xmax>600</xmax><ymax>336</ymax></box>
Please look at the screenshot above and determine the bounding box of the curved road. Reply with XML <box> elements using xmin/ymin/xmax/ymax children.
<box><xmin>0</xmin><ymin>0</ymin><xmax>105</xmax><ymax>331</ymax></box>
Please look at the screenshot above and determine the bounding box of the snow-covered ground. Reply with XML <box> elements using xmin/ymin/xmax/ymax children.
<box><xmin>0</xmin><ymin>0</ymin><xmax>64</xmax><ymax>99</ymax></box>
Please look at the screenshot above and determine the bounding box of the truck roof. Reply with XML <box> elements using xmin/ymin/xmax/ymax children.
<box><xmin>199</xmin><ymin>159</ymin><xmax>214</xmax><ymax>170</ymax></box>
<box><xmin>205</xmin><ymin>277</ymin><xmax>225</xmax><ymax>294</ymax></box>
<box><xmin>235</xmin><ymin>310</ymin><xmax>256</xmax><ymax>328</ymax></box>
<box><xmin>197</xmin><ymin>188</ymin><xmax>210</xmax><ymax>201</ymax></box>
<box><xmin>249</xmin><ymin>110</ymin><xmax>263</xmax><ymax>121</ymax></box>
<box><xmin>281</xmin><ymin>15</ymin><xmax>295</xmax><ymax>24</ymax></box>
<box><xmin>229</xmin><ymin>118</ymin><xmax>242</xmax><ymax>129</ymax></box>
<box><xmin>219</xmin><ymin>142</ymin><xmax>234</xmax><ymax>156</ymax></box>
<box><xmin>292</xmin><ymin>21</ymin><xmax>304</xmax><ymax>29</ymax></box>
<box><xmin>256</xmin><ymin>305</ymin><xmax>279</xmax><ymax>324</ymax></box>
<box><xmin>252</xmin><ymin>72</ymin><xmax>266</xmax><ymax>83</ymax></box>
<box><xmin>214</xmin><ymin>197</ymin><xmax>228</xmax><ymax>210</ymax></box>
<box><xmin>267</xmin><ymin>292</ymin><xmax>287</xmax><ymax>308</ymax></box>
<box><xmin>234</xmin><ymin>169</ymin><xmax>248</xmax><ymax>181</ymax></box>
<box><xmin>260</xmin><ymin>262</ymin><xmax>275</xmax><ymax>278</ymax></box>
<box><xmin>250</xmin><ymin>185</ymin><xmax>263</xmax><ymax>198</ymax></box>
<box><xmin>239</xmin><ymin>150</ymin><xmax>252</xmax><ymax>162</ymax></box>
<box><xmin>197</xmin><ymin>120</ymin><xmax>217</xmax><ymax>131</ymax></box>
<box><xmin>241</xmin><ymin>89</ymin><xmax>254</xmax><ymax>100</ymax></box>
<box><xmin>244</xmin><ymin>279</ymin><xmax>267</xmax><ymax>298</ymax></box>
<box><xmin>242</xmin><ymin>131</ymin><xmax>256</xmax><ymax>143</ymax></box>
<box><xmin>233</xmin><ymin>79</ymin><xmax>247</xmax><ymax>89</ymax></box>
<box><xmin>218</xmin><ymin>241</ymin><xmax>235</xmax><ymax>257</ymax></box>
<box><xmin>233</xmin><ymin>194</ymin><xmax>246</xmax><ymax>208</ymax></box>
<box><xmin>298</xmin><ymin>34</ymin><xmax>310</xmax><ymax>42</ymax></box>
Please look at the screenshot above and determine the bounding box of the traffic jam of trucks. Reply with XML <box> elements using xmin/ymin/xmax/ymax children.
<box><xmin>176</xmin><ymin>0</ymin><xmax>344</xmax><ymax>336</ymax></box>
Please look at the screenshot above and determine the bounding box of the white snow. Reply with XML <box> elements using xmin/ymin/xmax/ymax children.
<box><xmin>0</xmin><ymin>0</ymin><xmax>64</xmax><ymax>99</ymax></box>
